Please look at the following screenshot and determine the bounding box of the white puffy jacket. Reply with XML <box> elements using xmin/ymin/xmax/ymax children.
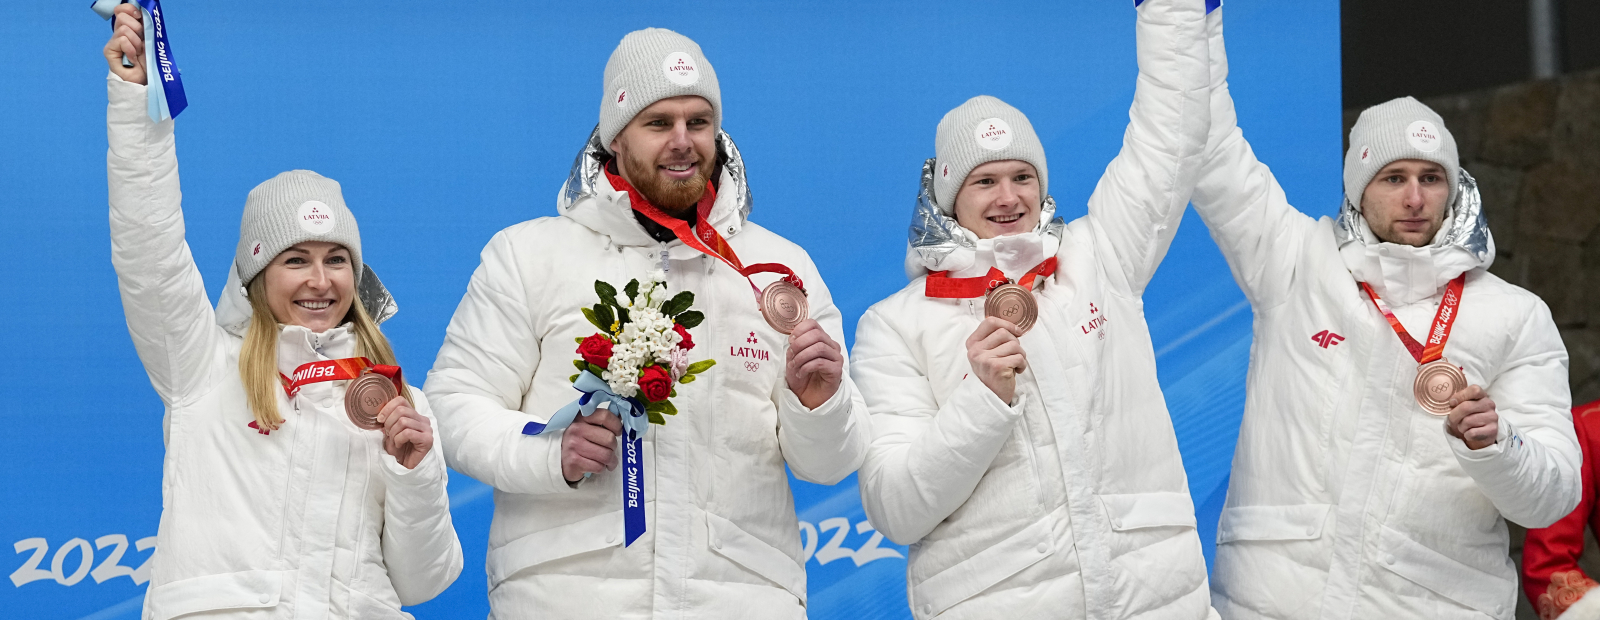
<box><xmin>106</xmin><ymin>75</ymin><xmax>463</xmax><ymax>620</ymax></box>
<box><xmin>1195</xmin><ymin>11</ymin><xmax>1581</xmax><ymax>620</ymax></box>
<box><xmin>852</xmin><ymin>1</ymin><xmax>1215</xmax><ymax>618</ymax></box>
<box><xmin>424</xmin><ymin>131</ymin><xmax>870</xmax><ymax>619</ymax></box>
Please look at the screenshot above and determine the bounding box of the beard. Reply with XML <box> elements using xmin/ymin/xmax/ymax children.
<box><xmin>617</xmin><ymin>146</ymin><xmax>713</xmax><ymax>216</ymax></box>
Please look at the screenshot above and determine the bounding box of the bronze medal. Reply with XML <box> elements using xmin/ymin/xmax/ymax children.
<box><xmin>1413</xmin><ymin>358</ymin><xmax>1466</xmax><ymax>416</ymax></box>
<box><xmin>760</xmin><ymin>280</ymin><xmax>809</xmax><ymax>335</ymax></box>
<box><xmin>984</xmin><ymin>283</ymin><xmax>1038</xmax><ymax>333</ymax></box>
<box><xmin>344</xmin><ymin>370</ymin><xmax>397</xmax><ymax>430</ymax></box>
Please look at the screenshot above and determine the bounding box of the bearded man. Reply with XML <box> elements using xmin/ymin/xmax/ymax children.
<box><xmin>1193</xmin><ymin>9</ymin><xmax>1581</xmax><ymax>620</ymax></box>
<box><xmin>425</xmin><ymin>29</ymin><xmax>869</xmax><ymax>618</ymax></box>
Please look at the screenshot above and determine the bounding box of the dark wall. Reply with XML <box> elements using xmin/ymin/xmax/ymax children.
<box><xmin>1342</xmin><ymin>0</ymin><xmax>1599</xmax><ymax>109</ymax></box>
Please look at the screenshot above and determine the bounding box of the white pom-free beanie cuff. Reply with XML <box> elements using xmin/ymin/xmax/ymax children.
<box><xmin>597</xmin><ymin>28</ymin><xmax>722</xmax><ymax>153</ymax></box>
<box><xmin>1344</xmin><ymin>96</ymin><xmax>1460</xmax><ymax>210</ymax></box>
<box><xmin>932</xmin><ymin>95</ymin><xmax>1048</xmax><ymax>214</ymax></box>
<box><xmin>234</xmin><ymin>170</ymin><xmax>363</xmax><ymax>286</ymax></box>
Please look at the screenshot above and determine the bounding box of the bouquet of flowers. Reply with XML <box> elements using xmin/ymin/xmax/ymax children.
<box><xmin>572</xmin><ymin>270</ymin><xmax>715</xmax><ymax>425</ymax></box>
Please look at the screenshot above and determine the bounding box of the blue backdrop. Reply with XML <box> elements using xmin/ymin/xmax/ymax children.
<box><xmin>0</xmin><ymin>2</ymin><xmax>1341</xmax><ymax>618</ymax></box>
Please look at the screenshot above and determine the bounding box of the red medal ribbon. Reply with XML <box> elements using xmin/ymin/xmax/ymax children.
<box><xmin>279</xmin><ymin>357</ymin><xmax>403</xmax><ymax>398</ymax></box>
<box><xmin>604</xmin><ymin>167</ymin><xmax>805</xmax><ymax>297</ymax></box>
<box><xmin>925</xmin><ymin>257</ymin><xmax>1058</xmax><ymax>299</ymax></box>
<box><xmin>1359</xmin><ymin>274</ymin><xmax>1466</xmax><ymax>364</ymax></box>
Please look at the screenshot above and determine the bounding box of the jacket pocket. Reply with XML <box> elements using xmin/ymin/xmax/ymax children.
<box><xmin>910</xmin><ymin>516</ymin><xmax>1054</xmax><ymax>619</ymax></box>
<box><xmin>146</xmin><ymin>569</ymin><xmax>285</xmax><ymax>620</ymax></box>
<box><xmin>705</xmin><ymin>512</ymin><xmax>806</xmax><ymax>604</ymax></box>
<box><xmin>1216</xmin><ymin>504</ymin><xmax>1331</xmax><ymax>544</ymax></box>
<box><xmin>1100</xmin><ymin>492</ymin><xmax>1198</xmax><ymax>531</ymax></box>
<box><xmin>485</xmin><ymin>510</ymin><xmax>623</xmax><ymax>588</ymax></box>
<box><xmin>1375</xmin><ymin>526</ymin><xmax>1515</xmax><ymax>618</ymax></box>
<box><xmin>347</xmin><ymin>585</ymin><xmax>409</xmax><ymax>620</ymax></box>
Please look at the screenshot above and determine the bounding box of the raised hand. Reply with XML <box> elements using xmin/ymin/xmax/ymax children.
<box><xmin>966</xmin><ymin>317</ymin><xmax>1026</xmax><ymax>405</ymax></box>
<box><xmin>103</xmin><ymin>3</ymin><xmax>146</xmax><ymax>84</ymax></box>
<box><xmin>785</xmin><ymin>319</ymin><xmax>844</xmax><ymax>409</ymax></box>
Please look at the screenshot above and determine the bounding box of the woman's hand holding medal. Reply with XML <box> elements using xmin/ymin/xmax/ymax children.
<box><xmin>967</xmin><ymin>317</ymin><xmax>1026</xmax><ymax>406</ymax></box>
<box><xmin>376</xmin><ymin>397</ymin><xmax>435</xmax><ymax>469</ymax></box>
<box><xmin>101</xmin><ymin>3</ymin><xmax>146</xmax><ymax>84</ymax></box>
<box><xmin>786</xmin><ymin>319</ymin><xmax>844</xmax><ymax>410</ymax></box>
<box><xmin>1445</xmin><ymin>384</ymin><xmax>1499</xmax><ymax>450</ymax></box>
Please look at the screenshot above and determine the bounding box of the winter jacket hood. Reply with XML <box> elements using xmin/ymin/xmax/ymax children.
<box><xmin>905</xmin><ymin>157</ymin><xmax>1065</xmax><ymax>279</ymax></box>
<box><xmin>215</xmin><ymin>259</ymin><xmax>399</xmax><ymax>338</ymax></box>
<box><xmin>1335</xmin><ymin>169</ymin><xmax>1496</xmax><ymax>305</ymax></box>
<box><xmin>557</xmin><ymin>125</ymin><xmax>752</xmax><ymax>248</ymax></box>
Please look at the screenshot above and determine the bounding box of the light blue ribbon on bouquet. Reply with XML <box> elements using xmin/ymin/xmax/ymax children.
<box><xmin>522</xmin><ymin>370</ymin><xmax>650</xmax><ymax>546</ymax></box>
<box><xmin>521</xmin><ymin>371</ymin><xmax>648</xmax><ymax>440</ymax></box>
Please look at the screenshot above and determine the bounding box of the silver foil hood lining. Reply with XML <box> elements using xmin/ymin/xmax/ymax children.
<box><xmin>908</xmin><ymin>157</ymin><xmax>1064</xmax><ymax>268</ymax></box>
<box><xmin>1334</xmin><ymin>167</ymin><xmax>1491</xmax><ymax>263</ymax></box>
<box><xmin>216</xmin><ymin>262</ymin><xmax>399</xmax><ymax>337</ymax></box>
<box><xmin>357</xmin><ymin>263</ymin><xmax>399</xmax><ymax>325</ymax></box>
<box><xmin>557</xmin><ymin>125</ymin><xmax>753</xmax><ymax>222</ymax></box>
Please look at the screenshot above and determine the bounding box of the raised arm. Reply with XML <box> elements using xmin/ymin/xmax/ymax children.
<box><xmin>1084</xmin><ymin>0</ymin><xmax>1210</xmax><ymax>297</ymax></box>
<box><xmin>425</xmin><ymin>230</ymin><xmax>566</xmax><ymax>496</ymax></box>
<box><xmin>1189</xmin><ymin>7</ymin><xmax>1321</xmax><ymax>309</ymax></box>
<box><xmin>774</xmin><ymin>256</ymin><xmax>870</xmax><ymax>485</ymax></box>
<box><xmin>105</xmin><ymin>9</ymin><xmax>223</xmax><ymax>408</ymax></box>
<box><xmin>377</xmin><ymin>391</ymin><xmax>464</xmax><ymax>605</ymax></box>
<box><xmin>1449</xmin><ymin>298</ymin><xmax>1580</xmax><ymax>528</ymax></box>
<box><xmin>852</xmin><ymin>308</ymin><xmax>1024</xmax><ymax>545</ymax></box>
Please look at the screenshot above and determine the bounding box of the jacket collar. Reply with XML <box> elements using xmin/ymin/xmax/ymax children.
<box><xmin>1337</xmin><ymin>168</ymin><xmax>1496</xmax><ymax>305</ymax></box>
<box><xmin>276</xmin><ymin>323</ymin><xmax>357</xmax><ymax>377</ymax></box>
<box><xmin>557</xmin><ymin>126</ymin><xmax>753</xmax><ymax>249</ymax></box>
<box><xmin>906</xmin><ymin>157</ymin><xmax>1065</xmax><ymax>280</ymax></box>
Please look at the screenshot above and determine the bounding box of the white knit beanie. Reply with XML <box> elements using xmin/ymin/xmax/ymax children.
<box><xmin>234</xmin><ymin>170</ymin><xmax>363</xmax><ymax>286</ymax></box>
<box><xmin>1344</xmin><ymin>96</ymin><xmax>1460</xmax><ymax>210</ymax></box>
<box><xmin>598</xmin><ymin>28</ymin><xmax>721</xmax><ymax>153</ymax></box>
<box><xmin>932</xmin><ymin>96</ymin><xmax>1049</xmax><ymax>214</ymax></box>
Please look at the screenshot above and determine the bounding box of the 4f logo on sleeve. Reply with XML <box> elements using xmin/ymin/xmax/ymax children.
<box><xmin>1311</xmin><ymin>330</ymin><xmax>1344</xmax><ymax>349</ymax></box>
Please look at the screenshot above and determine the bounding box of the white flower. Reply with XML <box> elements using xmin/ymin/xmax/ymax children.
<box><xmin>647</xmin><ymin>269</ymin><xmax>667</xmax><ymax>284</ymax></box>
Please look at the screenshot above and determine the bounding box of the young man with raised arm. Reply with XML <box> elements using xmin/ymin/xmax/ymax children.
<box><xmin>1195</xmin><ymin>8</ymin><xmax>1580</xmax><ymax>620</ymax></box>
<box><xmin>852</xmin><ymin>1</ymin><xmax>1218</xmax><ymax>617</ymax></box>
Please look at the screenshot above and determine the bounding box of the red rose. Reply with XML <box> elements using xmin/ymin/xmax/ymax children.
<box><xmin>577</xmin><ymin>333</ymin><xmax>614</xmax><ymax>368</ymax></box>
<box><xmin>639</xmin><ymin>365</ymin><xmax>672</xmax><ymax>402</ymax></box>
<box><xmin>674</xmin><ymin>323</ymin><xmax>695</xmax><ymax>350</ymax></box>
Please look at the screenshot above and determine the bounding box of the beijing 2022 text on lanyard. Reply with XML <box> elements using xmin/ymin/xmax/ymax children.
<box><xmin>91</xmin><ymin>0</ymin><xmax>189</xmax><ymax>121</ymax></box>
<box><xmin>1360</xmin><ymin>274</ymin><xmax>1468</xmax><ymax>415</ymax></box>
<box><xmin>279</xmin><ymin>358</ymin><xmax>405</xmax><ymax>431</ymax></box>
<box><xmin>604</xmin><ymin>167</ymin><xmax>810</xmax><ymax>335</ymax></box>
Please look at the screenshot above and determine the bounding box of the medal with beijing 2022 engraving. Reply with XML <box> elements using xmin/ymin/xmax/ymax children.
<box><xmin>759</xmin><ymin>280</ymin><xmax>809</xmax><ymax>335</ymax></box>
<box><xmin>1360</xmin><ymin>275</ymin><xmax>1468</xmax><ymax>416</ymax></box>
<box><xmin>344</xmin><ymin>370</ymin><xmax>399</xmax><ymax>430</ymax></box>
<box><xmin>926</xmin><ymin>258</ymin><xmax>1057</xmax><ymax>334</ymax></box>
<box><xmin>983</xmin><ymin>282</ymin><xmax>1039</xmax><ymax>333</ymax></box>
<box><xmin>280</xmin><ymin>358</ymin><xmax>405</xmax><ymax>429</ymax></box>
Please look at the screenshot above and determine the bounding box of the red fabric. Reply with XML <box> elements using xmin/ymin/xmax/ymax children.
<box><xmin>1523</xmin><ymin>398</ymin><xmax>1600</xmax><ymax>619</ymax></box>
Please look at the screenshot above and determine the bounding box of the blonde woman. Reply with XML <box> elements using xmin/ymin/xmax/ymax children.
<box><xmin>102</xmin><ymin>6</ymin><xmax>461</xmax><ymax>619</ymax></box>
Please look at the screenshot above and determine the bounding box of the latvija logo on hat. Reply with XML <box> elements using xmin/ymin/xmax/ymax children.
<box><xmin>1406</xmin><ymin>120</ymin><xmax>1441</xmax><ymax>153</ymax></box>
<box><xmin>662</xmin><ymin>52</ymin><xmax>699</xmax><ymax>86</ymax></box>
<box><xmin>298</xmin><ymin>200</ymin><xmax>336</xmax><ymax>234</ymax></box>
<box><xmin>974</xmin><ymin>118</ymin><xmax>1014</xmax><ymax>151</ymax></box>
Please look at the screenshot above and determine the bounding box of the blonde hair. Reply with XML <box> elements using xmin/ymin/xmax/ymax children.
<box><xmin>238</xmin><ymin>273</ymin><xmax>412</xmax><ymax>430</ymax></box>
